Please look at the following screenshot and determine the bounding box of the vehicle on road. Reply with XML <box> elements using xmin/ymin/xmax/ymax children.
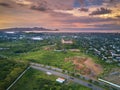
<box><xmin>88</xmin><ymin>84</ymin><xmax>92</xmax><ymax>87</ymax></box>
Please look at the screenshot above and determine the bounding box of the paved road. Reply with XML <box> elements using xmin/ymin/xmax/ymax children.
<box><xmin>30</xmin><ymin>65</ymin><xmax>103</xmax><ymax>90</ymax></box>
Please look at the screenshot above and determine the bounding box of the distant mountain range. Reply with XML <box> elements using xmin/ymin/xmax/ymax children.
<box><xmin>0</xmin><ymin>27</ymin><xmax>59</xmax><ymax>32</ymax></box>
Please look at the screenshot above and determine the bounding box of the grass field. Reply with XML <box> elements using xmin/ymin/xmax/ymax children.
<box><xmin>16</xmin><ymin>50</ymin><xmax>88</xmax><ymax>71</ymax></box>
<box><xmin>10</xmin><ymin>68</ymin><xmax>91</xmax><ymax>90</ymax></box>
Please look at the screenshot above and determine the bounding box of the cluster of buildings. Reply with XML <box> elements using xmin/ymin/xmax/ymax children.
<box><xmin>76</xmin><ymin>33</ymin><xmax>120</xmax><ymax>65</ymax></box>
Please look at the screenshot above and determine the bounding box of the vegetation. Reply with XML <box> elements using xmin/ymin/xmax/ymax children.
<box><xmin>0</xmin><ymin>32</ymin><xmax>119</xmax><ymax>90</ymax></box>
<box><xmin>17</xmin><ymin>50</ymin><xmax>87</xmax><ymax>70</ymax></box>
<box><xmin>0</xmin><ymin>58</ymin><xmax>28</xmax><ymax>90</ymax></box>
<box><xmin>10</xmin><ymin>68</ymin><xmax>91</xmax><ymax>90</ymax></box>
<box><xmin>0</xmin><ymin>35</ymin><xmax>117</xmax><ymax>77</ymax></box>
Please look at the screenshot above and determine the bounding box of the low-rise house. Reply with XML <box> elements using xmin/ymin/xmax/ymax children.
<box><xmin>61</xmin><ymin>39</ymin><xmax>73</xmax><ymax>44</ymax></box>
<box><xmin>56</xmin><ymin>78</ymin><xmax>65</xmax><ymax>83</ymax></box>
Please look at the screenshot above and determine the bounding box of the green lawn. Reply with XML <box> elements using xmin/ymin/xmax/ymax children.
<box><xmin>10</xmin><ymin>68</ymin><xmax>91</xmax><ymax>90</ymax></box>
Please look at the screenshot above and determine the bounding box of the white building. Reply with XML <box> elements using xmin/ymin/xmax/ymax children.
<box><xmin>61</xmin><ymin>39</ymin><xmax>73</xmax><ymax>44</ymax></box>
<box><xmin>56</xmin><ymin>78</ymin><xmax>65</xmax><ymax>83</ymax></box>
<box><xmin>31</xmin><ymin>37</ymin><xmax>43</xmax><ymax>40</ymax></box>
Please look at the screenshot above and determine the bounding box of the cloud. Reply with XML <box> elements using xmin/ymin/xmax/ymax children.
<box><xmin>116</xmin><ymin>15</ymin><xmax>120</xmax><ymax>18</ymax></box>
<box><xmin>9</xmin><ymin>0</ymin><xmax>74</xmax><ymax>9</ymax></box>
<box><xmin>13</xmin><ymin>0</ymin><xmax>72</xmax><ymax>11</ymax></box>
<box><xmin>30</xmin><ymin>1</ymin><xmax>51</xmax><ymax>12</ymax></box>
<box><xmin>0</xmin><ymin>2</ymin><xmax>12</xmax><ymax>8</ymax></box>
<box><xmin>54</xmin><ymin>8</ymin><xmax>89</xmax><ymax>17</ymax></box>
<box><xmin>62</xmin><ymin>17</ymin><xmax>116</xmax><ymax>24</ymax></box>
<box><xmin>0</xmin><ymin>0</ymin><xmax>119</xmax><ymax>32</ymax></box>
<box><xmin>30</xmin><ymin>5</ymin><xmax>48</xmax><ymax>12</ymax></box>
<box><xmin>13</xmin><ymin>0</ymin><xmax>32</xmax><ymax>5</ymax></box>
<box><xmin>78</xmin><ymin>8</ymin><xmax>89</xmax><ymax>12</ymax></box>
<box><xmin>103</xmin><ymin>0</ymin><xmax>120</xmax><ymax>7</ymax></box>
<box><xmin>94</xmin><ymin>23</ymin><xmax>120</xmax><ymax>27</ymax></box>
<box><xmin>89</xmin><ymin>7</ymin><xmax>112</xmax><ymax>15</ymax></box>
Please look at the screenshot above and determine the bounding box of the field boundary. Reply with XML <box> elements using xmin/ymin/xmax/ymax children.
<box><xmin>98</xmin><ymin>78</ymin><xmax>120</xmax><ymax>89</ymax></box>
<box><xmin>6</xmin><ymin>67</ymin><xmax>30</xmax><ymax>90</ymax></box>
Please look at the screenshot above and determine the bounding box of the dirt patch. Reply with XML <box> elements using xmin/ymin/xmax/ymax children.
<box><xmin>65</xmin><ymin>56</ymin><xmax>103</xmax><ymax>79</ymax></box>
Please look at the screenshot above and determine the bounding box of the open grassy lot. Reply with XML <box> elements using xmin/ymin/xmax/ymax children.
<box><xmin>10</xmin><ymin>68</ymin><xmax>91</xmax><ymax>90</ymax></box>
<box><xmin>16</xmin><ymin>50</ymin><xmax>87</xmax><ymax>71</ymax></box>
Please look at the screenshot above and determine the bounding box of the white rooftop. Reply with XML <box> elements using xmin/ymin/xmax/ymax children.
<box><xmin>56</xmin><ymin>78</ymin><xmax>65</xmax><ymax>83</ymax></box>
<box><xmin>31</xmin><ymin>37</ymin><xmax>43</xmax><ymax>40</ymax></box>
<box><xmin>5</xmin><ymin>31</ymin><xmax>15</xmax><ymax>34</ymax></box>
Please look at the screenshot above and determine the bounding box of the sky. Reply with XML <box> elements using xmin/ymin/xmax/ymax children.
<box><xmin>0</xmin><ymin>0</ymin><xmax>120</xmax><ymax>32</ymax></box>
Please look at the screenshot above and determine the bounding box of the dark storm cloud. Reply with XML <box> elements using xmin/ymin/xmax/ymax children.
<box><xmin>89</xmin><ymin>7</ymin><xmax>112</xmax><ymax>15</ymax></box>
<box><xmin>0</xmin><ymin>2</ymin><xmax>12</xmax><ymax>8</ymax></box>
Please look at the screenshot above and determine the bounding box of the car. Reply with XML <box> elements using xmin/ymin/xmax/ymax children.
<box><xmin>46</xmin><ymin>72</ymin><xmax>52</xmax><ymax>75</ymax></box>
<box><xmin>88</xmin><ymin>84</ymin><xmax>92</xmax><ymax>87</ymax></box>
<box><xmin>70</xmin><ymin>77</ymin><xmax>74</xmax><ymax>79</ymax></box>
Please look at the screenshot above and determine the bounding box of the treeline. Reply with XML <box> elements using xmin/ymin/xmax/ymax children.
<box><xmin>0</xmin><ymin>58</ymin><xmax>28</xmax><ymax>90</ymax></box>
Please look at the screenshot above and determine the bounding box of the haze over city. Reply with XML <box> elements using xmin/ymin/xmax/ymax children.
<box><xmin>0</xmin><ymin>0</ymin><xmax>120</xmax><ymax>33</ymax></box>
